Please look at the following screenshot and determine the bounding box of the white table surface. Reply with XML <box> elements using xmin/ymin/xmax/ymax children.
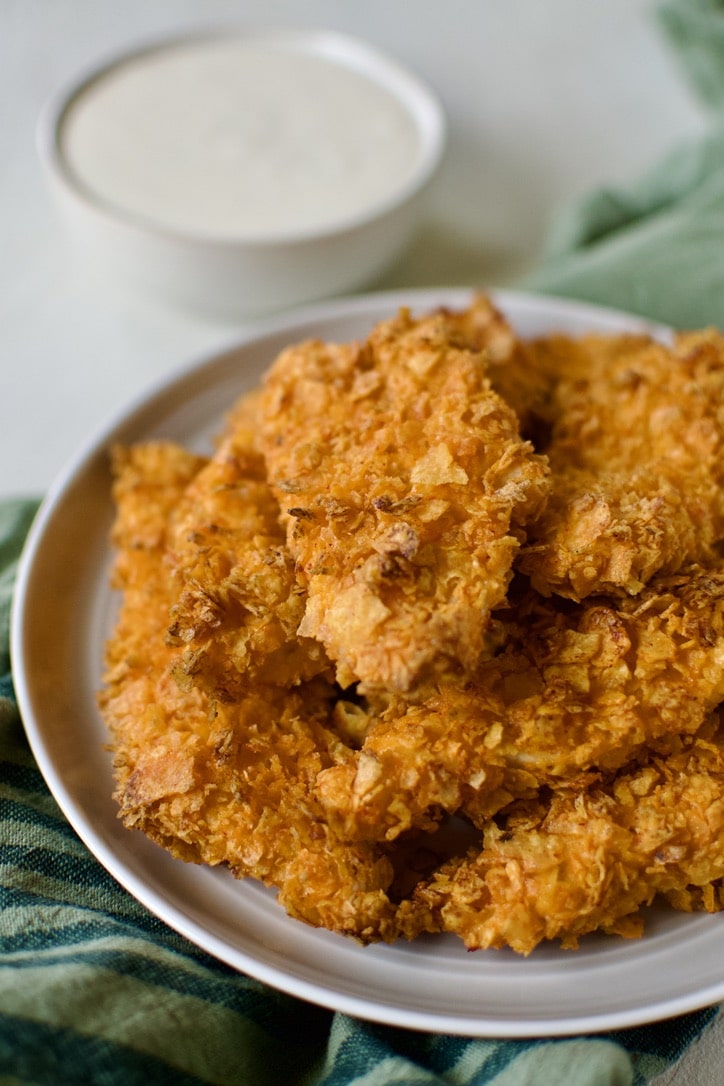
<box><xmin>1</xmin><ymin>0</ymin><xmax>706</xmax><ymax>501</ymax></box>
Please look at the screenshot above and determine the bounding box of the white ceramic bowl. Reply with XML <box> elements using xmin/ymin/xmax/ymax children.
<box><xmin>37</xmin><ymin>29</ymin><xmax>446</xmax><ymax>321</ymax></box>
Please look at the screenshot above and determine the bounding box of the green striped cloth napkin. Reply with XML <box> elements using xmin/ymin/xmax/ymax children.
<box><xmin>5</xmin><ymin>0</ymin><xmax>724</xmax><ymax>1080</ymax></box>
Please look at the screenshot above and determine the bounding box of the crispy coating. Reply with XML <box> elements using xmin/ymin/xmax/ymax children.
<box><xmin>108</xmin><ymin>441</ymin><xmax>208</xmax><ymax>560</ymax></box>
<box><xmin>165</xmin><ymin>393</ymin><xmax>329</xmax><ymax>701</ymax></box>
<box><xmin>517</xmin><ymin>330</ymin><xmax>724</xmax><ymax>599</ymax></box>
<box><xmin>100</xmin><ymin>299</ymin><xmax>724</xmax><ymax>954</ymax></box>
<box><xmin>258</xmin><ymin>303</ymin><xmax>550</xmax><ymax>691</ymax></box>
<box><xmin>100</xmin><ymin>441</ymin><xmax>399</xmax><ymax>942</ymax></box>
<box><xmin>435</xmin><ymin>294</ymin><xmax>553</xmax><ymax>434</ymax></box>
<box><xmin>397</xmin><ymin>717</ymin><xmax>724</xmax><ymax>953</ymax></box>
<box><xmin>664</xmin><ymin>879</ymin><xmax>724</xmax><ymax>914</ymax></box>
<box><xmin>316</xmin><ymin>567</ymin><xmax>724</xmax><ymax>842</ymax></box>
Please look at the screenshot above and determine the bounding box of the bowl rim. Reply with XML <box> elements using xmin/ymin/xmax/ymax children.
<box><xmin>37</xmin><ymin>25</ymin><xmax>448</xmax><ymax>250</ymax></box>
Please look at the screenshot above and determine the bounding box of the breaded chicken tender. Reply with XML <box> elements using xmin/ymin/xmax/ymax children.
<box><xmin>100</xmin><ymin>441</ymin><xmax>399</xmax><ymax>943</ymax></box>
<box><xmin>259</xmin><ymin>303</ymin><xmax>550</xmax><ymax>691</ymax></box>
<box><xmin>316</xmin><ymin>567</ymin><xmax>724</xmax><ymax>842</ymax></box>
<box><xmin>397</xmin><ymin>716</ymin><xmax>724</xmax><ymax>953</ymax></box>
<box><xmin>165</xmin><ymin>392</ymin><xmax>329</xmax><ymax>701</ymax></box>
<box><xmin>100</xmin><ymin>297</ymin><xmax>724</xmax><ymax>955</ymax></box>
<box><xmin>517</xmin><ymin>330</ymin><xmax>724</xmax><ymax>599</ymax></box>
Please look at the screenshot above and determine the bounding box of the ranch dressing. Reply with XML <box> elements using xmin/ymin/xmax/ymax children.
<box><xmin>59</xmin><ymin>36</ymin><xmax>425</xmax><ymax>239</ymax></box>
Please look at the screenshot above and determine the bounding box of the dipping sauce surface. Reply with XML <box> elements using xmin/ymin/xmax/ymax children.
<box><xmin>59</xmin><ymin>36</ymin><xmax>426</xmax><ymax>240</ymax></box>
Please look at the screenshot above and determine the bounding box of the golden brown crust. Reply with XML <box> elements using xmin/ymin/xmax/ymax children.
<box><xmin>165</xmin><ymin>393</ymin><xmax>329</xmax><ymax>700</ymax></box>
<box><xmin>397</xmin><ymin>717</ymin><xmax>724</xmax><ymax>953</ymax></box>
<box><xmin>101</xmin><ymin>440</ymin><xmax>399</xmax><ymax>942</ymax></box>
<box><xmin>316</xmin><ymin>567</ymin><xmax>724</xmax><ymax>842</ymax></box>
<box><xmin>99</xmin><ymin>297</ymin><xmax>724</xmax><ymax>953</ymax></box>
<box><xmin>517</xmin><ymin>330</ymin><xmax>724</xmax><ymax>598</ymax></box>
<box><xmin>258</xmin><ymin>302</ymin><xmax>549</xmax><ymax>691</ymax></box>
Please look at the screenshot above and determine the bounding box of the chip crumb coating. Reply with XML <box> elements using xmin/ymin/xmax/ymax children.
<box><xmin>101</xmin><ymin>439</ymin><xmax>399</xmax><ymax>943</ymax></box>
<box><xmin>517</xmin><ymin>330</ymin><xmax>724</xmax><ymax>598</ymax></box>
<box><xmin>316</xmin><ymin>567</ymin><xmax>724</xmax><ymax>842</ymax></box>
<box><xmin>99</xmin><ymin>296</ymin><xmax>724</xmax><ymax>954</ymax></box>
<box><xmin>397</xmin><ymin>716</ymin><xmax>724</xmax><ymax>954</ymax></box>
<box><xmin>165</xmin><ymin>391</ymin><xmax>329</xmax><ymax>701</ymax></box>
<box><xmin>259</xmin><ymin>299</ymin><xmax>550</xmax><ymax>691</ymax></box>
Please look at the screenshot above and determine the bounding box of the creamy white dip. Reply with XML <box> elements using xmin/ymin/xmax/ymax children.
<box><xmin>59</xmin><ymin>36</ymin><xmax>425</xmax><ymax>239</ymax></box>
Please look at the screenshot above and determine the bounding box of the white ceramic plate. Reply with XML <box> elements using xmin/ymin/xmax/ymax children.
<box><xmin>12</xmin><ymin>288</ymin><xmax>724</xmax><ymax>1038</ymax></box>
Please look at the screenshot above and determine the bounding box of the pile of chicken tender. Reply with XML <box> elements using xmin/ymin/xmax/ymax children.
<box><xmin>100</xmin><ymin>294</ymin><xmax>724</xmax><ymax>953</ymax></box>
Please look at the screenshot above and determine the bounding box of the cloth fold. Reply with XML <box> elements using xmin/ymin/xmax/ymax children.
<box><xmin>6</xmin><ymin>0</ymin><xmax>724</xmax><ymax>1081</ymax></box>
<box><xmin>525</xmin><ymin>0</ymin><xmax>724</xmax><ymax>330</ymax></box>
<box><xmin>523</xmin><ymin>122</ymin><xmax>724</xmax><ymax>329</ymax></box>
<box><xmin>658</xmin><ymin>0</ymin><xmax>724</xmax><ymax>112</ymax></box>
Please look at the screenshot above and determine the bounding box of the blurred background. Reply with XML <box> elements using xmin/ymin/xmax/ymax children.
<box><xmin>1</xmin><ymin>0</ymin><xmax>707</xmax><ymax>495</ymax></box>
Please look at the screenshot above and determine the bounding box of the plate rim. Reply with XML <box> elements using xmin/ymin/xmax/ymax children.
<box><xmin>11</xmin><ymin>286</ymin><xmax>724</xmax><ymax>1038</ymax></box>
